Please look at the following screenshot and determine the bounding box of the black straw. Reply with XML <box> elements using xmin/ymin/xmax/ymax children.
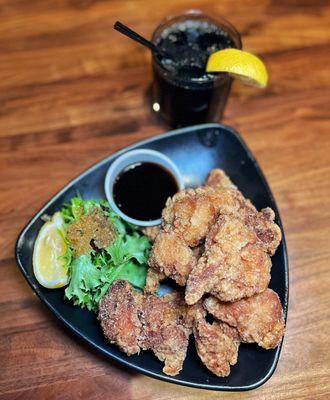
<box><xmin>114</xmin><ymin>21</ymin><xmax>169</xmax><ymax>58</ymax></box>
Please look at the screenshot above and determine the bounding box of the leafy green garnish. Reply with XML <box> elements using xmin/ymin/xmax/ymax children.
<box><xmin>65</xmin><ymin>255</ymin><xmax>102</xmax><ymax>310</ymax></box>
<box><xmin>61</xmin><ymin>195</ymin><xmax>105</xmax><ymax>224</ymax></box>
<box><xmin>62</xmin><ymin>196</ymin><xmax>151</xmax><ymax>311</ymax></box>
<box><xmin>107</xmin><ymin>234</ymin><xmax>150</xmax><ymax>265</ymax></box>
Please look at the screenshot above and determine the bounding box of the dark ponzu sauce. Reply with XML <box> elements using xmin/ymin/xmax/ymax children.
<box><xmin>113</xmin><ymin>162</ymin><xmax>179</xmax><ymax>221</ymax></box>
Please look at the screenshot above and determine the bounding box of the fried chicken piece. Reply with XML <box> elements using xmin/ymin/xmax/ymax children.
<box><xmin>98</xmin><ymin>281</ymin><xmax>191</xmax><ymax>376</ymax></box>
<box><xmin>162</xmin><ymin>187</ymin><xmax>220</xmax><ymax>247</ymax></box>
<box><xmin>189</xmin><ymin>303</ymin><xmax>240</xmax><ymax>377</ymax></box>
<box><xmin>204</xmin><ymin>289</ymin><xmax>285</xmax><ymax>349</ymax></box>
<box><xmin>148</xmin><ymin>169</ymin><xmax>281</xmax><ymax>297</ymax></box>
<box><xmin>145</xmin><ymin>246</ymin><xmax>203</xmax><ymax>296</ymax></box>
<box><xmin>206</xmin><ymin>168</ymin><xmax>237</xmax><ymax>190</ymax></box>
<box><xmin>67</xmin><ymin>207</ymin><xmax>116</xmax><ymax>257</ymax></box>
<box><xmin>248</xmin><ymin>207</ymin><xmax>282</xmax><ymax>256</ymax></box>
<box><xmin>141</xmin><ymin>225</ymin><xmax>161</xmax><ymax>242</ymax></box>
<box><xmin>142</xmin><ymin>226</ymin><xmax>167</xmax><ymax>293</ymax></box>
<box><xmin>139</xmin><ymin>291</ymin><xmax>191</xmax><ymax>376</ymax></box>
<box><xmin>98</xmin><ymin>280</ymin><xmax>142</xmax><ymax>355</ymax></box>
<box><xmin>147</xmin><ymin>187</ymin><xmax>219</xmax><ymax>287</ymax></box>
<box><xmin>185</xmin><ymin>215</ymin><xmax>271</xmax><ymax>304</ymax></box>
<box><xmin>206</xmin><ymin>169</ymin><xmax>281</xmax><ymax>256</ymax></box>
<box><xmin>194</xmin><ymin>322</ymin><xmax>240</xmax><ymax>377</ymax></box>
<box><xmin>148</xmin><ymin>231</ymin><xmax>197</xmax><ymax>286</ymax></box>
<box><xmin>144</xmin><ymin>268</ymin><xmax>166</xmax><ymax>294</ymax></box>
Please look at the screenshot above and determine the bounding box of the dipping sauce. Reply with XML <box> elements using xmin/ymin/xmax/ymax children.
<box><xmin>113</xmin><ymin>162</ymin><xmax>179</xmax><ymax>221</ymax></box>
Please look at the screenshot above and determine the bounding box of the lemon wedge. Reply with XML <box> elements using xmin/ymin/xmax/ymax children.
<box><xmin>206</xmin><ymin>49</ymin><xmax>268</xmax><ymax>88</ymax></box>
<box><xmin>33</xmin><ymin>212</ymin><xmax>69</xmax><ymax>289</ymax></box>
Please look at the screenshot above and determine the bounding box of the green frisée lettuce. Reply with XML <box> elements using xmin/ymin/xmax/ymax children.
<box><xmin>65</xmin><ymin>255</ymin><xmax>148</xmax><ymax>311</ymax></box>
<box><xmin>60</xmin><ymin>196</ymin><xmax>151</xmax><ymax>311</ymax></box>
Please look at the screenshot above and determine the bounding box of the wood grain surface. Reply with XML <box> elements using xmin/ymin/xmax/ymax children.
<box><xmin>0</xmin><ymin>0</ymin><xmax>329</xmax><ymax>399</ymax></box>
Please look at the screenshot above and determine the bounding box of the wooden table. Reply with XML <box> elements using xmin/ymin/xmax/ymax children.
<box><xmin>1</xmin><ymin>1</ymin><xmax>329</xmax><ymax>399</ymax></box>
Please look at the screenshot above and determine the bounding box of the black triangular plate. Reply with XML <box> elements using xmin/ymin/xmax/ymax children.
<box><xmin>15</xmin><ymin>123</ymin><xmax>288</xmax><ymax>391</ymax></box>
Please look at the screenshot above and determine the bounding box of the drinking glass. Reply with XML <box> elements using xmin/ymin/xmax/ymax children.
<box><xmin>151</xmin><ymin>10</ymin><xmax>242</xmax><ymax>127</ymax></box>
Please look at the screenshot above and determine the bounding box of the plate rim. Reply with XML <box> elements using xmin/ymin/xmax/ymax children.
<box><xmin>15</xmin><ymin>123</ymin><xmax>289</xmax><ymax>391</ymax></box>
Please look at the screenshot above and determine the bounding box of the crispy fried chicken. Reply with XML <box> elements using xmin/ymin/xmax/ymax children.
<box><xmin>188</xmin><ymin>303</ymin><xmax>240</xmax><ymax>377</ymax></box>
<box><xmin>185</xmin><ymin>214</ymin><xmax>272</xmax><ymax>304</ymax></box>
<box><xmin>146</xmin><ymin>187</ymin><xmax>221</xmax><ymax>289</ymax></box>
<box><xmin>206</xmin><ymin>169</ymin><xmax>281</xmax><ymax>256</ymax></box>
<box><xmin>98</xmin><ymin>281</ymin><xmax>191</xmax><ymax>376</ymax></box>
<box><xmin>144</xmin><ymin>268</ymin><xmax>166</xmax><ymax>294</ymax></box>
<box><xmin>162</xmin><ymin>187</ymin><xmax>221</xmax><ymax>247</ymax></box>
<box><xmin>206</xmin><ymin>168</ymin><xmax>237</xmax><ymax>190</ymax></box>
<box><xmin>141</xmin><ymin>225</ymin><xmax>161</xmax><ymax>242</ymax></box>
<box><xmin>148</xmin><ymin>231</ymin><xmax>197</xmax><ymax>286</ymax></box>
<box><xmin>98</xmin><ymin>280</ymin><xmax>142</xmax><ymax>355</ymax></box>
<box><xmin>185</xmin><ymin>169</ymin><xmax>281</xmax><ymax>304</ymax></box>
<box><xmin>139</xmin><ymin>291</ymin><xmax>191</xmax><ymax>375</ymax></box>
<box><xmin>204</xmin><ymin>289</ymin><xmax>284</xmax><ymax>349</ymax></box>
<box><xmin>147</xmin><ymin>169</ymin><xmax>281</xmax><ymax>297</ymax></box>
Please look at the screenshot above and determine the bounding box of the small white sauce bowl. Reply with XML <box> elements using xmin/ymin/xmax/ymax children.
<box><xmin>104</xmin><ymin>149</ymin><xmax>184</xmax><ymax>227</ymax></box>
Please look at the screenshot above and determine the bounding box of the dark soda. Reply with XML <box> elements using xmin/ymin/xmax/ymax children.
<box><xmin>151</xmin><ymin>13</ymin><xmax>241</xmax><ymax>127</ymax></box>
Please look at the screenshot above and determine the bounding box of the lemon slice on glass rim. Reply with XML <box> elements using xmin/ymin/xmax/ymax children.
<box><xmin>33</xmin><ymin>212</ymin><xmax>69</xmax><ymax>289</ymax></box>
<box><xmin>206</xmin><ymin>48</ymin><xmax>268</xmax><ymax>88</ymax></box>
